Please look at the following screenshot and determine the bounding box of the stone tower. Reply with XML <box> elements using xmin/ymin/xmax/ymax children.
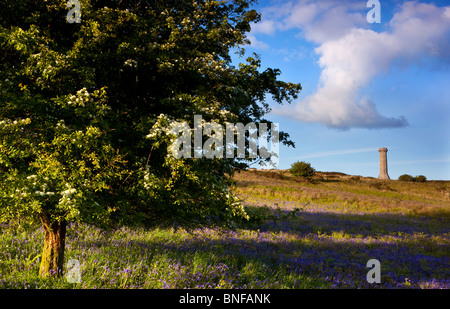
<box><xmin>378</xmin><ymin>147</ymin><xmax>390</xmax><ymax>180</ymax></box>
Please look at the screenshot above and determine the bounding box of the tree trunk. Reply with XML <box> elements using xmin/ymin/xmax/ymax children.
<box><xmin>39</xmin><ymin>213</ymin><xmax>67</xmax><ymax>278</ymax></box>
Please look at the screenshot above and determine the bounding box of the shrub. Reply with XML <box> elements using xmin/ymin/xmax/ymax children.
<box><xmin>414</xmin><ymin>175</ymin><xmax>427</xmax><ymax>182</ymax></box>
<box><xmin>398</xmin><ymin>174</ymin><xmax>414</xmax><ymax>181</ymax></box>
<box><xmin>289</xmin><ymin>161</ymin><xmax>316</xmax><ymax>179</ymax></box>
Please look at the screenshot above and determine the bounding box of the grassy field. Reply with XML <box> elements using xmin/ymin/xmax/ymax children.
<box><xmin>1</xmin><ymin>169</ymin><xmax>449</xmax><ymax>289</ymax></box>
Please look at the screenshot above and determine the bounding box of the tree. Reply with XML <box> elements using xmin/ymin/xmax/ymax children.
<box><xmin>0</xmin><ymin>0</ymin><xmax>301</xmax><ymax>277</ymax></box>
<box><xmin>289</xmin><ymin>161</ymin><xmax>315</xmax><ymax>180</ymax></box>
<box><xmin>414</xmin><ymin>175</ymin><xmax>427</xmax><ymax>182</ymax></box>
<box><xmin>398</xmin><ymin>174</ymin><xmax>414</xmax><ymax>181</ymax></box>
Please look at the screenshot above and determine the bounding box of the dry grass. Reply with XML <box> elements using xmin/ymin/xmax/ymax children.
<box><xmin>234</xmin><ymin>169</ymin><xmax>450</xmax><ymax>218</ymax></box>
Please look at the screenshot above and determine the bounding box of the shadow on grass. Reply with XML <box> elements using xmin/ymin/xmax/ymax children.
<box><xmin>71</xmin><ymin>205</ymin><xmax>449</xmax><ymax>289</ymax></box>
<box><xmin>250</xmin><ymin>207</ymin><xmax>450</xmax><ymax>236</ymax></box>
<box><xmin>151</xmin><ymin>225</ymin><xmax>449</xmax><ymax>288</ymax></box>
<box><xmin>106</xmin><ymin>207</ymin><xmax>449</xmax><ymax>289</ymax></box>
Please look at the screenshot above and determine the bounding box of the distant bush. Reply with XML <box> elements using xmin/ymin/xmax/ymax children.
<box><xmin>398</xmin><ymin>174</ymin><xmax>414</xmax><ymax>181</ymax></box>
<box><xmin>290</xmin><ymin>161</ymin><xmax>316</xmax><ymax>179</ymax></box>
<box><xmin>414</xmin><ymin>175</ymin><xmax>427</xmax><ymax>182</ymax></box>
<box><xmin>398</xmin><ymin>174</ymin><xmax>427</xmax><ymax>182</ymax></box>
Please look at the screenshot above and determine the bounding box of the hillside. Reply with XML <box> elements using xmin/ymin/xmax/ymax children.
<box><xmin>234</xmin><ymin>169</ymin><xmax>450</xmax><ymax>218</ymax></box>
<box><xmin>1</xmin><ymin>168</ymin><xmax>448</xmax><ymax>289</ymax></box>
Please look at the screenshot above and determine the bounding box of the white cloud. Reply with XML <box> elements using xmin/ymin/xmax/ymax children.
<box><xmin>256</xmin><ymin>0</ymin><xmax>367</xmax><ymax>42</ymax></box>
<box><xmin>285</xmin><ymin>27</ymin><xmax>410</xmax><ymax>129</ymax></box>
<box><xmin>250</xmin><ymin>19</ymin><xmax>278</xmax><ymax>35</ymax></box>
<box><xmin>246</xmin><ymin>34</ymin><xmax>270</xmax><ymax>50</ymax></box>
<box><xmin>256</xmin><ymin>1</ymin><xmax>450</xmax><ymax>129</ymax></box>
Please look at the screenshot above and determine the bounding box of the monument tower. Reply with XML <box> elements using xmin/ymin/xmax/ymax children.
<box><xmin>378</xmin><ymin>147</ymin><xmax>390</xmax><ymax>180</ymax></box>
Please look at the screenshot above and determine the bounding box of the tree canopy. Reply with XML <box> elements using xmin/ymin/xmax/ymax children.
<box><xmin>0</xmin><ymin>0</ymin><xmax>301</xmax><ymax>276</ymax></box>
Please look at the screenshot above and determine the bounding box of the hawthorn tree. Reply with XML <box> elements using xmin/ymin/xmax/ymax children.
<box><xmin>0</xmin><ymin>0</ymin><xmax>301</xmax><ymax>277</ymax></box>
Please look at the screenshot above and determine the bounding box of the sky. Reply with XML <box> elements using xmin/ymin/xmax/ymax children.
<box><xmin>232</xmin><ymin>0</ymin><xmax>450</xmax><ymax>180</ymax></box>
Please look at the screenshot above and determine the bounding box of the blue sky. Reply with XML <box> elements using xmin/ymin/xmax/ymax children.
<box><xmin>233</xmin><ymin>0</ymin><xmax>450</xmax><ymax>180</ymax></box>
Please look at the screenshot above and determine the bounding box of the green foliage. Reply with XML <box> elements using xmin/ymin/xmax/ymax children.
<box><xmin>289</xmin><ymin>161</ymin><xmax>316</xmax><ymax>179</ymax></box>
<box><xmin>398</xmin><ymin>174</ymin><xmax>426</xmax><ymax>182</ymax></box>
<box><xmin>0</xmin><ymin>0</ymin><xmax>301</xmax><ymax>228</ymax></box>
<box><xmin>414</xmin><ymin>175</ymin><xmax>427</xmax><ymax>182</ymax></box>
<box><xmin>398</xmin><ymin>174</ymin><xmax>414</xmax><ymax>182</ymax></box>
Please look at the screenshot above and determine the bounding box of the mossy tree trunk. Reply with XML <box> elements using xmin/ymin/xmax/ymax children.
<box><xmin>39</xmin><ymin>212</ymin><xmax>67</xmax><ymax>278</ymax></box>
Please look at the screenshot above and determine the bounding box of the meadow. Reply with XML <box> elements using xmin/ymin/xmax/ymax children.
<box><xmin>0</xmin><ymin>169</ymin><xmax>449</xmax><ymax>289</ymax></box>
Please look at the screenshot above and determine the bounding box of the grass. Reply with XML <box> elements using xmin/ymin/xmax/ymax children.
<box><xmin>0</xmin><ymin>169</ymin><xmax>449</xmax><ymax>289</ymax></box>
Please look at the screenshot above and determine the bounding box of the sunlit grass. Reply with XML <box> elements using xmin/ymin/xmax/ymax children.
<box><xmin>1</xmin><ymin>170</ymin><xmax>449</xmax><ymax>289</ymax></box>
